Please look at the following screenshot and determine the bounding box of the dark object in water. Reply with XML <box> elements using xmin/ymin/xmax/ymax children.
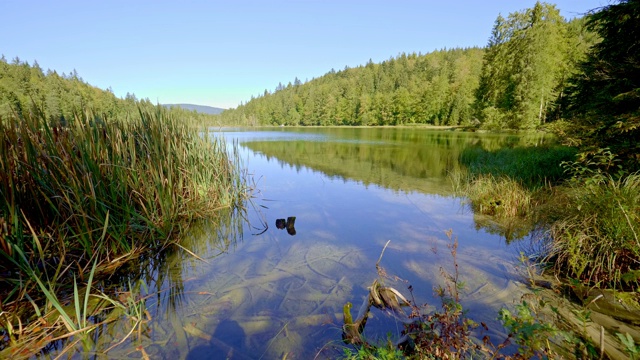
<box><xmin>275</xmin><ymin>216</ymin><xmax>297</xmax><ymax>236</ymax></box>
<box><xmin>286</xmin><ymin>216</ymin><xmax>296</xmax><ymax>235</ymax></box>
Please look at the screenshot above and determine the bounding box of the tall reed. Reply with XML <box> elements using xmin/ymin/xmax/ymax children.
<box><xmin>0</xmin><ymin>105</ymin><xmax>245</xmax><ymax>299</ymax></box>
<box><xmin>545</xmin><ymin>173</ymin><xmax>640</xmax><ymax>288</ymax></box>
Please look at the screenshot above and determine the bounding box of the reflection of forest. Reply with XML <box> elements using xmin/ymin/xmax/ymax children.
<box><xmin>243</xmin><ymin>129</ymin><xmax>550</xmax><ymax>195</ymax></box>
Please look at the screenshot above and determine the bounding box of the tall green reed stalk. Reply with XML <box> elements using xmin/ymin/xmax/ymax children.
<box><xmin>0</xmin><ymin>104</ymin><xmax>245</xmax><ymax>300</ymax></box>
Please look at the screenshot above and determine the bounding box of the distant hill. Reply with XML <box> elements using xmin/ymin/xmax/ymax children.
<box><xmin>163</xmin><ymin>103</ymin><xmax>225</xmax><ymax>115</ymax></box>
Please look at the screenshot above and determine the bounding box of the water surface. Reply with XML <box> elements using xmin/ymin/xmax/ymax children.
<box><xmin>77</xmin><ymin>128</ymin><xmax>547</xmax><ymax>359</ymax></box>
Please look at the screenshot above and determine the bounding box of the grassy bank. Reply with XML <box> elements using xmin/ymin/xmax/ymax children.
<box><xmin>0</xmin><ymin>105</ymin><xmax>246</xmax><ymax>356</ymax></box>
<box><xmin>340</xmin><ymin>144</ymin><xmax>639</xmax><ymax>358</ymax></box>
<box><xmin>545</xmin><ymin>173</ymin><xmax>640</xmax><ymax>288</ymax></box>
<box><xmin>455</xmin><ymin>144</ymin><xmax>640</xmax><ymax>291</ymax></box>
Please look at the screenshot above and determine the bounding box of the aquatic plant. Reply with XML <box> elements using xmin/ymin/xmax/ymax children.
<box><xmin>339</xmin><ymin>232</ymin><xmax>603</xmax><ymax>359</ymax></box>
<box><xmin>450</xmin><ymin>143</ymin><xmax>576</xmax><ymax>241</ymax></box>
<box><xmin>341</xmin><ymin>233</ymin><xmax>486</xmax><ymax>359</ymax></box>
<box><xmin>544</xmin><ymin>172</ymin><xmax>640</xmax><ymax>289</ymax></box>
<box><xmin>0</xmin><ymin>104</ymin><xmax>246</xmax><ymax>356</ymax></box>
<box><xmin>459</xmin><ymin>144</ymin><xmax>577</xmax><ymax>189</ymax></box>
<box><xmin>462</xmin><ymin>174</ymin><xmax>533</xmax><ymax>219</ymax></box>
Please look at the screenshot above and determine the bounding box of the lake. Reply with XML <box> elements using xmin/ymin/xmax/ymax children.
<box><xmin>62</xmin><ymin>127</ymin><xmax>549</xmax><ymax>359</ymax></box>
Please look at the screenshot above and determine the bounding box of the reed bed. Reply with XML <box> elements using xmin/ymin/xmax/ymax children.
<box><xmin>462</xmin><ymin>174</ymin><xmax>533</xmax><ymax>218</ymax></box>
<box><xmin>459</xmin><ymin>144</ymin><xmax>576</xmax><ymax>189</ymax></box>
<box><xmin>0</xmin><ymin>105</ymin><xmax>246</xmax><ymax>357</ymax></box>
<box><xmin>545</xmin><ymin>173</ymin><xmax>640</xmax><ymax>288</ymax></box>
<box><xmin>456</xmin><ymin>143</ymin><xmax>640</xmax><ymax>290</ymax></box>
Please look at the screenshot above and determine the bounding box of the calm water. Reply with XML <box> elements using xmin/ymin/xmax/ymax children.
<box><xmin>61</xmin><ymin>128</ymin><xmax>549</xmax><ymax>359</ymax></box>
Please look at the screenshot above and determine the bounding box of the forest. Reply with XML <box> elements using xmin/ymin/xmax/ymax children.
<box><xmin>219</xmin><ymin>3</ymin><xmax>595</xmax><ymax>130</ymax></box>
<box><xmin>0</xmin><ymin>0</ymin><xmax>639</xmax><ymax>358</ymax></box>
<box><xmin>0</xmin><ymin>56</ymin><xmax>218</xmax><ymax>125</ymax></box>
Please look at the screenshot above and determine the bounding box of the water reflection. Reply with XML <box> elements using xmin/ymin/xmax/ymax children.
<box><xmin>275</xmin><ymin>216</ymin><xmax>297</xmax><ymax>236</ymax></box>
<box><xmin>44</xmin><ymin>128</ymin><xmax>544</xmax><ymax>359</ymax></box>
<box><xmin>237</xmin><ymin>128</ymin><xmax>551</xmax><ymax>195</ymax></box>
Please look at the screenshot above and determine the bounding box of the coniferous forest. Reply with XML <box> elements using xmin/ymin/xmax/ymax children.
<box><xmin>0</xmin><ymin>56</ymin><xmax>218</xmax><ymax>125</ymax></box>
<box><xmin>219</xmin><ymin>3</ymin><xmax>596</xmax><ymax>130</ymax></box>
<box><xmin>1</xmin><ymin>0</ymin><xmax>639</xmax><ymax>358</ymax></box>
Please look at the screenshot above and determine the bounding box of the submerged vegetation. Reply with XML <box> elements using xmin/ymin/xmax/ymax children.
<box><xmin>340</xmin><ymin>234</ymin><xmax>609</xmax><ymax>359</ymax></box>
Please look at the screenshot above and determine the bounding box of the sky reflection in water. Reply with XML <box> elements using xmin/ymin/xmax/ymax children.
<box><xmin>117</xmin><ymin>128</ymin><xmax>532</xmax><ymax>359</ymax></box>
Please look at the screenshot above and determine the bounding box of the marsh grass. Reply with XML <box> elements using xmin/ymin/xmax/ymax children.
<box><xmin>452</xmin><ymin>143</ymin><xmax>576</xmax><ymax>241</ymax></box>
<box><xmin>456</xmin><ymin>142</ymin><xmax>640</xmax><ymax>290</ymax></box>
<box><xmin>545</xmin><ymin>173</ymin><xmax>640</xmax><ymax>288</ymax></box>
<box><xmin>457</xmin><ymin>143</ymin><xmax>609</xmax><ymax>240</ymax></box>
<box><xmin>0</xmin><ymin>105</ymin><xmax>246</xmax><ymax>356</ymax></box>
<box><xmin>463</xmin><ymin>174</ymin><xmax>533</xmax><ymax>218</ymax></box>
<box><xmin>459</xmin><ymin>144</ymin><xmax>577</xmax><ymax>189</ymax></box>
<box><xmin>450</xmin><ymin>169</ymin><xmax>542</xmax><ymax>242</ymax></box>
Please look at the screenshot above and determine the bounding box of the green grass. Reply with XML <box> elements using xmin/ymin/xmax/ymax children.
<box><xmin>0</xmin><ymin>104</ymin><xmax>246</xmax><ymax>356</ymax></box>
<box><xmin>459</xmin><ymin>144</ymin><xmax>577</xmax><ymax>189</ymax></box>
<box><xmin>456</xmin><ymin>142</ymin><xmax>640</xmax><ymax>290</ymax></box>
<box><xmin>462</xmin><ymin>174</ymin><xmax>533</xmax><ymax>218</ymax></box>
<box><xmin>545</xmin><ymin>173</ymin><xmax>640</xmax><ymax>288</ymax></box>
<box><xmin>0</xmin><ymin>105</ymin><xmax>244</xmax><ymax>265</ymax></box>
<box><xmin>452</xmin><ymin>143</ymin><xmax>577</xmax><ymax>242</ymax></box>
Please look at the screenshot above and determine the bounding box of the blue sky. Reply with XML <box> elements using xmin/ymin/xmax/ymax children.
<box><xmin>2</xmin><ymin>0</ymin><xmax>607</xmax><ymax>109</ymax></box>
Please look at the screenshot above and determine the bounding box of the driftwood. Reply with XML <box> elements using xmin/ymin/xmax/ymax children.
<box><xmin>342</xmin><ymin>240</ymin><xmax>415</xmax><ymax>345</ymax></box>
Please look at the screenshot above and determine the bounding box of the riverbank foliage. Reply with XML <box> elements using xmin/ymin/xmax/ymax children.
<box><xmin>545</xmin><ymin>172</ymin><xmax>640</xmax><ymax>288</ymax></box>
<box><xmin>457</xmin><ymin>0</ymin><xmax>640</xmax><ymax>290</ymax></box>
<box><xmin>458</xmin><ymin>145</ymin><xmax>640</xmax><ymax>291</ymax></box>
<box><xmin>0</xmin><ymin>103</ymin><xmax>245</xmax><ymax>356</ymax></box>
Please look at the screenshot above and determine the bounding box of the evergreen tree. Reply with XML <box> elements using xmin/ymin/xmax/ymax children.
<box><xmin>563</xmin><ymin>0</ymin><xmax>640</xmax><ymax>171</ymax></box>
<box><xmin>219</xmin><ymin>48</ymin><xmax>485</xmax><ymax>126</ymax></box>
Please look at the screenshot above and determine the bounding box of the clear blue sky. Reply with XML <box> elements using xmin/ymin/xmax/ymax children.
<box><xmin>2</xmin><ymin>0</ymin><xmax>607</xmax><ymax>109</ymax></box>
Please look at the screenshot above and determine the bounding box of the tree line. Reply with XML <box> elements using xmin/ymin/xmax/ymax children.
<box><xmin>219</xmin><ymin>2</ymin><xmax>596</xmax><ymax>131</ymax></box>
<box><xmin>0</xmin><ymin>56</ymin><xmax>217</xmax><ymax>125</ymax></box>
<box><xmin>221</xmin><ymin>47</ymin><xmax>484</xmax><ymax>127</ymax></box>
<box><xmin>2</xmin><ymin>0</ymin><xmax>636</xmax><ymax>170</ymax></box>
